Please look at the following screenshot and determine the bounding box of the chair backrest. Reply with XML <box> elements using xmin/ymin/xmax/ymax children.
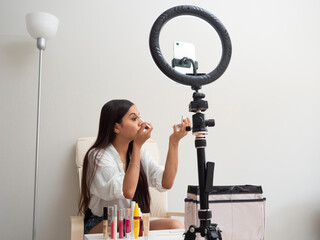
<box><xmin>76</xmin><ymin>137</ymin><xmax>168</xmax><ymax>218</ymax></box>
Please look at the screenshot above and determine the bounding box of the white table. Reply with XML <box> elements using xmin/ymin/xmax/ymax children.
<box><xmin>85</xmin><ymin>229</ymin><xmax>185</xmax><ymax>240</ymax></box>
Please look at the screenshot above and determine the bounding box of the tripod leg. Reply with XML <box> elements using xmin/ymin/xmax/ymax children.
<box><xmin>196</xmin><ymin>148</ymin><xmax>208</xmax><ymax>210</ymax></box>
<box><xmin>205</xmin><ymin>162</ymin><xmax>214</xmax><ymax>193</ymax></box>
<box><xmin>207</xmin><ymin>224</ymin><xmax>222</xmax><ymax>240</ymax></box>
<box><xmin>184</xmin><ymin>225</ymin><xmax>197</xmax><ymax>240</ymax></box>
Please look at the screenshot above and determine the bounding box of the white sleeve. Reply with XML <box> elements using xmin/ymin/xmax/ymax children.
<box><xmin>90</xmin><ymin>154</ymin><xmax>125</xmax><ymax>201</ymax></box>
<box><xmin>141</xmin><ymin>147</ymin><xmax>167</xmax><ymax>192</ymax></box>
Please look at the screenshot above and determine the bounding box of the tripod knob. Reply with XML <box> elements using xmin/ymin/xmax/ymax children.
<box><xmin>205</xmin><ymin>119</ymin><xmax>215</xmax><ymax>127</ymax></box>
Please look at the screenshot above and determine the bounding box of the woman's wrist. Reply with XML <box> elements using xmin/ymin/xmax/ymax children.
<box><xmin>169</xmin><ymin>135</ymin><xmax>179</xmax><ymax>147</ymax></box>
<box><xmin>131</xmin><ymin>142</ymin><xmax>141</xmax><ymax>165</ymax></box>
<box><xmin>133</xmin><ymin>140</ymin><xmax>144</xmax><ymax>149</ymax></box>
<box><xmin>128</xmin><ymin>162</ymin><xmax>140</xmax><ymax>169</ymax></box>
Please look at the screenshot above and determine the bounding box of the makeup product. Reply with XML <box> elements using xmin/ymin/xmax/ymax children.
<box><xmin>125</xmin><ymin>208</ymin><xmax>131</xmax><ymax>239</ymax></box>
<box><xmin>177</xmin><ymin>115</ymin><xmax>185</xmax><ymax>131</ymax></box>
<box><xmin>113</xmin><ymin>205</ymin><xmax>118</xmax><ymax>240</ymax></box>
<box><xmin>139</xmin><ymin>117</ymin><xmax>151</xmax><ymax>129</ymax></box>
<box><xmin>139</xmin><ymin>208</ymin><xmax>143</xmax><ymax>237</ymax></box>
<box><xmin>123</xmin><ymin>211</ymin><xmax>126</xmax><ymax>238</ymax></box>
<box><xmin>133</xmin><ymin>203</ymin><xmax>140</xmax><ymax>239</ymax></box>
<box><xmin>142</xmin><ymin>213</ymin><xmax>150</xmax><ymax>240</ymax></box>
<box><xmin>108</xmin><ymin>206</ymin><xmax>113</xmax><ymax>239</ymax></box>
<box><xmin>119</xmin><ymin>209</ymin><xmax>124</xmax><ymax>239</ymax></box>
<box><xmin>103</xmin><ymin>207</ymin><xmax>108</xmax><ymax>239</ymax></box>
<box><xmin>111</xmin><ymin>207</ymin><xmax>115</xmax><ymax>239</ymax></box>
<box><xmin>131</xmin><ymin>201</ymin><xmax>135</xmax><ymax>238</ymax></box>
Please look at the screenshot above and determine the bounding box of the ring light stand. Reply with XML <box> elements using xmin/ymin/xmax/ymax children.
<box><xmin>149</xmin><ymin>5</ymin><xmax>232</xmax><ymax>240</ymax></box>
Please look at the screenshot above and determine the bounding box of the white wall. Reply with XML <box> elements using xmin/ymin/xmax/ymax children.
<box><xmin>1</xmin><ymin>0</ymin><xmax>320</xmax><ymax>239</ymax></box>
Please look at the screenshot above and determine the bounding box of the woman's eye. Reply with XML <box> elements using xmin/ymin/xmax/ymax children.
<box><xmin>132</xmin><ymin>117</ymin><xmax>137</xmax><ymax>121</ymax></box>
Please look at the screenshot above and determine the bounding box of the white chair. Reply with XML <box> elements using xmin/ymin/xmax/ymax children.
<box><xmin>71</xmin><ymin>137</ymin><xmax>183</xmax><ymax>240</ymax></box>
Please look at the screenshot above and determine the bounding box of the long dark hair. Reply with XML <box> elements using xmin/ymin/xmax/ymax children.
<box><xmin>78</xmin><ymin>99</ymin><xmax>150</xmax><ymax>221</ymax></box>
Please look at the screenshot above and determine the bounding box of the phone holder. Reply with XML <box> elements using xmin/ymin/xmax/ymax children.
<box><xmin>172</xmin><ymin>58</ymin><xmax>199</xmax><ymax>70</ymax></box>
<box><xmin>149</xmin><ymin>5</ymin><xmax>233</xmax><ymax>240</ymax></box>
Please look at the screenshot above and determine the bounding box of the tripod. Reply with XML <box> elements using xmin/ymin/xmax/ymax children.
<box><xmin>184</xmin><ymin>90</ymin><xmax>222</xmax><ymax>240</ymax></box>
<box><xmin>148</xmin><ymin>5</ymin><xmax>232</xmax><ymax>239</ymax></box>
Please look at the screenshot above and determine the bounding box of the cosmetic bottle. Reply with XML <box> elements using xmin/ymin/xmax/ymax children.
<box><xmin>133</xmin><ymin>203</ymin><xmax>140</xmax><ymax>239</ymax></box>
<box><xmin>103</xmin><ymin>207</ymin><xmax>108</xmax><ymax>239</ymax></box>
<box><xmin>108</xmin><ymin>206</ymin><xmax>113</xmax><ymax>239</ymax></box>
<box><xmin>131</xmin><ymin>201</ymin><xmax>135</xmax><ymax>238</ymax></box>
<box><xmin>139</xmin><ymin>208</ymin><xmax>143</xmax><ymax>237</ymax></box>
<box><xmin>113</xmin><ymin>205</ymin><xmax>118</xmax><ymax>240</ymax></box>
<box><xmin>142</xmin><ymin>213</ymin><xmax>150</xmax><ymax>240</ymax></box>
<box><xmin>125</xmin><ymin>208</ymin><xmax>131</xmax><ymax>239</ymax></box>
<box><xmin>119</xmin><ymin>209</ymin><xmax>124</xmax><ymax>239</ymax></box>
<box><xmin>123</xmin><ymin>209</ymin><xmax>126</xmax><ymax>238</ymax></box>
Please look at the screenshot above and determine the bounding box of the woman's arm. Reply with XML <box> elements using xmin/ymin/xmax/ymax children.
<box><xmin>162</xmin><ymin>118</ymin><xmax>191</xmax><ymax>189</ymax></box>
<box><xmin>123</xmin><ymin>123</ymin><xmax>153</xmax><ymax>199</ymax></box>
<box><xmin>122</xmin><ymin>143</ymin><xmax>141</xmax><ymax>199</ymax></box>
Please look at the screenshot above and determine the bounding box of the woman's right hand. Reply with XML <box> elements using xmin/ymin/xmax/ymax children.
<box><xmin>133</xmin><ymin>122</ymin><xmax>153</xmax><ymax>147</ymax></box>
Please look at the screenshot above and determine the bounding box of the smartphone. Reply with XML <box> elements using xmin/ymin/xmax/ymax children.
<box><xmin>173</xmin><ymin>41</ymin><xmax>196</xmax><ymax>74</ymax></box>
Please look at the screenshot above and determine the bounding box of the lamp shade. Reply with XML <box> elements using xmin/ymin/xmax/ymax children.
<box><xmin>26</xmin><ymin>12</ymin><xmax>59</xmax><ymax>39</ymax></box>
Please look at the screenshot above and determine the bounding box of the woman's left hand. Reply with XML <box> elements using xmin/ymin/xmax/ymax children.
<box><xmin>169</xmin><ymin>117</ymin><xmax>191</xmax><ymax>144</ymax></box>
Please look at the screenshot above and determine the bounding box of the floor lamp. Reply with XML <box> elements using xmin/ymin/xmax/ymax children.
<box><xmin>25</xmin><ymin>12</ymin><xmax>59</xmax><ymax>240</ymax></box>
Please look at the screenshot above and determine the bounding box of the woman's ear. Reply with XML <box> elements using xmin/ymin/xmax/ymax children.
<box><xmin>114</xmin><ymin>123</ymin><xmax>120</xmax><ymax>133</ymax></box>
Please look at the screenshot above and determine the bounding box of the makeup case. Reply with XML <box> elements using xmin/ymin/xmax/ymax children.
<box><xmin>184</xmin><ymin>185</ymin><xmax>266</xmax><ymax>240</ymax></box>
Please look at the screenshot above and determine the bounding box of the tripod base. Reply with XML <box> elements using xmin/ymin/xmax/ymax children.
<box><xmin>185</xmin><ymin>224</ymin><xmax>222</xmax><ymax>240</ymax></box>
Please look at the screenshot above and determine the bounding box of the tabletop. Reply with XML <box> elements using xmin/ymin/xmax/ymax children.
<box><xmin>85</xmin><ymin>229</ymin><xmax>185</xmax><ymax>240</ymax></box>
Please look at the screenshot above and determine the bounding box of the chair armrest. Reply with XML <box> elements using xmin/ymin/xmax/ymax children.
<box><xmin>70</xmin><ymin>216</ymin><xmax>84</xmax><ymax>240</ymax></box>
<box><xmin>166</xmin><ymin>212</ymin><xmax>185</xmax><ymax>217</ymax></box>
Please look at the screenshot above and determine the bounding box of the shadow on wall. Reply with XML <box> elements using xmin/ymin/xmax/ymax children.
<box><xmin>63</xmin><ymin>141</ymin><xmax>80</xmax><ymax>215</ymax></box>
<box><xmin>313</xmin><ymin>211</ymin><xmax>320</xmax><ymax>239</ymax></box>
<box><xmin>35</xmin><ymin>140</ymin><xmax>80</xmax><ymax>240</ymax></box>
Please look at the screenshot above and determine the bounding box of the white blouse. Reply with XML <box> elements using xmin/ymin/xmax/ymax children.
<box><xmin>88</xmin><ymin>144</ymin><xmax>166</xmax><ymax>216</ymax></box>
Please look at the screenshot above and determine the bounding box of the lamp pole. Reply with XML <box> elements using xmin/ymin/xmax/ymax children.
<box><xmin>32</xmin><ymin>37</ymin><xmax>46</xmax><ymax>240</ymax></box>
<box><xmin>25</xmin><ymin>12</ymin><xmax>58</xmax><ymax>240</ymax></box>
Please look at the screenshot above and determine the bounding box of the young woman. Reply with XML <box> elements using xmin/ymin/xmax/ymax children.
<box><xmin>79</xmin><ymin>99</ymin><xmax>190</xmax><ymax>234</ymax></box>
